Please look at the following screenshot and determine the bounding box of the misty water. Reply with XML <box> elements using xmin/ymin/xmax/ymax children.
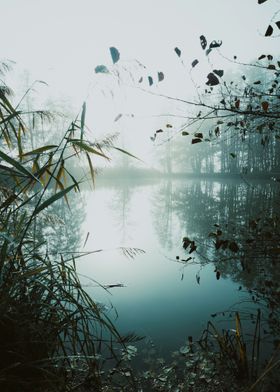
<box><xmin>76</xmin><ymin>178</ymin><xmax>279</xmax><ymax>357</ymax></box>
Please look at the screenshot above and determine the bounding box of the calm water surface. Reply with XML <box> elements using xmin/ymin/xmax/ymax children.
<box><xmin>77</xmin><ymin>178</ymin><xmax>277</xmax><ymax>355</ymax></box>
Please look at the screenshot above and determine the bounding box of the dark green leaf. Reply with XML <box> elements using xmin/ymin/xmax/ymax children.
<box><xmin>206</xmin><ymin>73</ymin><xmax>220</xmax><ymax>86</ymax></box>
<box><xmin>258</xmin><ymin>54</ymin><xmax>266</xmax><ymax>60</ymax></box>
<box><xmin>258</xmin><ymin>0</ymin><xmax>268</xmax><ymax>4</ymax></box>
<box><xmin>182</xmin><ymin>131</ymin><xmax>189</xmax><ymax>136</ymax></box>
<box><xmin>230</xmin><ymin>153</ymin><xmax>236</xmax><ymax>158</ymax></box>
<box><xmin>265</xmin><ymin>25</ymin><xmax>273</xmax><ymax>36</ymax></box>
<box><xmin>191</xmin><ymin>59</ymin><xmax>199</xmax><ymax>68</ymax></box>
<box><xmin>174</xmin><ymin>47</ymin><xmax>181</xmax><ymax>57</ymax></box>
<box><xmin>200</xmin><ymin>35</ymin><xmax>207</xmax><ymax>50</ymax></box>
<box><xmin>194</xmin><ymin>132</ymin><xmax>203</xmax><ymax>138</ymax></box>
<box><xmin>0</xmin><ymin>150</ymin><xmax>39</xmax><ymax>182</ymax></box>
<box><xmin>276</xmin><ymin>21</ymin><xmax>280</xmax><ymax>29</ymax></box>
<box><xmin>213</xmin><ymin>69</ymin><xmax>224</xmax><ymax>78</ymax></box>
<box><xmin>148</xmin><ymin>76</ymin><xmax>153</xmax><ymax>86</ymax></box>
<box><xmin>34</xmin><ymin>184</ymin><xmax>76</xmax><ymax>216</ymax></box>
<box><xmin>109</xmin><ymin>47</ymin><xmax>120</xmax><ymax>64</ymax></box>
<box><xmin>209</xmin><ymin>40</ymin><xmax>222</xmax><ymax>48</ymax></box>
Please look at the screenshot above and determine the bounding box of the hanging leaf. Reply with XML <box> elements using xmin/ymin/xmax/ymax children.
<box><xmin>158</xmin><ymin>72</ymin><xmax>164</xmax><ymax>82</ymax></box>
<box><xmin>192</xmin><ymin>138</ymin><xmax>202</xmax><ymax>144</ymax></box>
<box><xmin>182</xmin><ymin>131</ymin><xmax>189</xmax><ymax>136</ymax></box>
<box><xmin>194</xmin><ymin>132</ymin><xmax>203</xmax><ymax>138</ymax></box>
<box><xmin>213</xmin><ymin>69</ymin><xmax>224</xmax><ymax>78</ymax></box>
<box><xmin>261</xmin><ymin>101</ymin><xmax>269</xmax><ymax>112</ymax></box>
<box><xmin>230</xmin><ymin>153</ymin><xmax>237</xmax><ymax>158</ymax></box>
<box><xmin>109</xmin><ymin>47</ymin><xmax>120</xmax><ymax>64</ymax></box>
<box><xmin>209</xmin><ymin>40</ymin><xmax>222</xmax><ymax>48</ymax></box>
<box><xmin>148</xmin><ymin>76</ymin><xmax>153</xmax><ymax>86</ymax></box>
<box><xmin>258</xmin><ymin>54</ymin><xmax>266</xmax><ymax>60</ymax></box>
<box><xmin>190</xmin><ymin>59</ymin><xmax>198</xmax><ymax>69</ymax></box>
<box><xmin>95</xmin><ymin>65</ymin><xmax>109</xmax><ymax>74</ymax></box>
<box><xmin>206</xmin><ymin>73</ymin><xmax>219</xmax><ymax>86</ymax></box>
<box><xmin>205</xmin><ymin>48</ymin><xmax>212</xmax><ymax>56</ymax></box>
<box><xmin>200</xmin><ymin>35</ymin><xmax>207</xmax><ymax>50</ymax></box>
<box><xmin>216</xmin><ymin>271</ymin><xmax>221</xmax><ymax>280</ymax></box>
<box><xmin>114</xmin><ymin>113</ymin><xmax>122</xmax><ymax>122</ymax></box>
<box><xmin>174</xmin><ymin>47</ymin><xmax>181</xmax><ymax>57</ymax></box>
<box><xmin>196</xmin><ymin>273</ymin><xmax>200</xmax><ymax>285</ymax></box>
<box><xmin>265</xmin><ymin>25</ymin><xmax>273</xmax><ymax>36</ymax></box>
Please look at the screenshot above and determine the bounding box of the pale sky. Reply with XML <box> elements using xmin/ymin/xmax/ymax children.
<box><xmin>1</xmin><ymin>0</ymin><xmax>279</xmax><ymax>164</ymax></box>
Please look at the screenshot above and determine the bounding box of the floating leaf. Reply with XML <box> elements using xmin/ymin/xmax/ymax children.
<box><xmin>174</xmin><ymin>47</ymin><xmax>181</xmax><ymax>57</ymax></box>
<box><xmin>200</xmin><ymin>35</ymin><xmax>207</xmax><ymax>50</ymax></box>
<box><xmin>254</xmin><ymin>80</ymin><xmax>261</xmax><ymax>84</ymax></box>
<box><xmin>166</xmin><ymin>124</ymin><xmax>173</xmax><ymax>128</ymax></box>
<box><xmin>156</xmin><ymin>129</ymin><xmax>163</xmax><ymax>133</ymax></box>
<box><xmin>205</xmin><ymin>48</ymin><xmax>212</xmax><ymax>56</ymax></box>
<box><xmin>182</xmin><ymin>131</ymin><xmax>189</xmax><ymax>136</ymax></box>
<box><xmin>258</xmin><ymin>54</ymin><xmax>266</xmax><ymax>60</ymax></box>
<box><xmin>206</xmin><ymin>73</ymin><xmax>219</xmax><ymax>86</ymax></box>
<box><xmin>265</xmin><ymin>25</ymin><xmax>273</xmax><ymax>36</ymax></box>
<box><xmin>109</xmin><ymin>46</ymin><xmax>120</xmax><ymax>64</ymax></box>
<box><xmin>95</xmin><ymin>65</ymin><xmax>109</xmax><ymax>74</ymax></box>
<box><xmin>230</xmin><ymin>153</ymin><xmax>237</xmax><ymax>158</ymax></box>
<box><xmin>148</xmin><ymin>76</ymin><xmax>153</xmax><ymax>86</ymax></box>
<box><xmin>258</xmin><ymin>0</ymin><xmax>268</xmax><ymax>4</ymax></box>
<box><xmin>262</xmin><ymin>101</ymin><xmax>269</xmax><ymax>112</ymax></box>
<box><xmin>192</xmin><ymin>138</ymin><xmax>202</xmax><ymax>144</ymax></box>
<box><xmin>158</xmin><ymin>72</ymin><xmax>164</xmax><ymax>82</ymax></box>
<box><xmin>276</xmin><ymin>21</ymin><xmax>280</xmax><ymax>29</ymax></box>
<box><xmin>138</xmin><ymin>76</ymin><xmax>143</xmax><ymax>83</ymax></box>
<box><xmin>209</xmin><ymin>40</ymin><xmax>222</xmax><ymax>48</ymax></box>
<box><xmin>191</xmin><ymin>59</ymin><xmax>199</xmax><ymax>68</ymax></box>
<box><xmin>213</xmin><ymin>69</ymin><xmax>224</xmax><ymax>78</ymax></box>
<box><xmin>268</xmin><ymin>64</ymin><xmax>276</xmax><ymax>70</ymax></box>
<box><xmin>267</xmin><ymin>54</ymin><xmax>273</xmax><ymax>60</ymax></box>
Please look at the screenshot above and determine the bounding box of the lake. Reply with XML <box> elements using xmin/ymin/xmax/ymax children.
<box><xmin>76</xmin><ymin>177</ymin><xmax>279</xmax><ymax>358</ymax></box>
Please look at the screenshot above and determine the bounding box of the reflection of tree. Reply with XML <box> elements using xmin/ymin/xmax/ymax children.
<box><xmin>109</xmin><ymin>183</ymin><xmax>134</xmax><ymax>244</ymax></box>
<box><xmin>153</xmin><ymin>178</ymin><xmax>280</xmax><ymax>338</ymax></box>
<box><xmin>152</xmin><ymin>181</ymin><xmax>175</xmax><ymax>250</ymax></box>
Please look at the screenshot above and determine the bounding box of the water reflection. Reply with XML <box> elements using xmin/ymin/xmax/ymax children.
<box><xmin>77</xmin><ymin>178</ymin><xmax>280</xmax><ymax>355</ymax></box>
